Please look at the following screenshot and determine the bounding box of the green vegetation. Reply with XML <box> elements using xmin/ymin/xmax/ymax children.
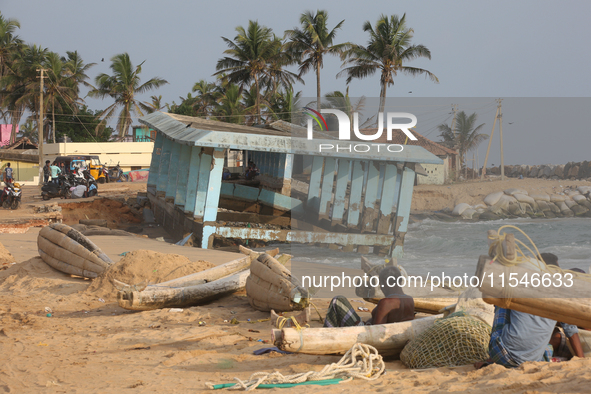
<box><xmin>0</xmin><ymin>10</ymin><xmax>440</xmax><ymax>141</ymax></box>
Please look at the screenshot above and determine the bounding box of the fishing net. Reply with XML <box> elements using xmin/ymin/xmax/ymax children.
<box><xmin>400</xmin><ymin>311</ymin><xmax>491</xmax><ymax>369</ymax></box>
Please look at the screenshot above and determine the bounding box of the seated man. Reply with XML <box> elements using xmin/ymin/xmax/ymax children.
<box><xmin>323</xmin><ymin>266</ymin><xmax>414</xmax><ymax>328</ymax></box>
<box><xmin>476</xmin><ymin>306</ymin><xmax>584</xmax><ymax>368</ymax></box>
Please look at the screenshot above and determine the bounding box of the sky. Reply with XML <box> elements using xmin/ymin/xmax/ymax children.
<box><xmin>3</xmin><ymin>0</ymin><xmax>591</xmax><ymax>165</ymax></box>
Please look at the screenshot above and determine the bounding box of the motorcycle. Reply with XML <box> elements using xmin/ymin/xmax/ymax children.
<box><xmin>98</xmin><ymin>164</ymin><xmax>109</xmax><ymax>184</ymax></box>
<box><xmin>1</xmin><ymin>182</ymin><xmax>22</xmax><ymax>209</ymax></box>
<box><xmin>41</xmin><ymin>175</ymin><xmax>73</xmax><ymax>200</ymax></box>
<box><xmin>108</xmin><ymin>162</ymin><xmax>128</xmax><ymax>182</ymax></box>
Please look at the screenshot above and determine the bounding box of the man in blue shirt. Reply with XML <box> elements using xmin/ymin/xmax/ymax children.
<box><xmin>4</xmin><ymin>163</ymin><xmax>13</xmax><ymax>184</ymax></box>
<box><xmin>476</xmin><ymin>253</ymin><xmax>585</xmax><ymax>368</ymax></box>
<box><xmin>50</xmin><ymin>162</ymin><xmax>61</xmax><ymax>184</ymax></box>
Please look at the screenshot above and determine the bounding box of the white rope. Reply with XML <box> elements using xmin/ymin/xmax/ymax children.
<box><xmin>205</xmin><ymin>343</ymin><xmax>385</xmax><ymax>391</ymax></box>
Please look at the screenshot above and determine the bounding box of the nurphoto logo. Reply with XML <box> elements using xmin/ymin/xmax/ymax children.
<box><xmin>304</xmin><ymin>108</ymin><xmax>418</xmax><ymax>153</ymax></box>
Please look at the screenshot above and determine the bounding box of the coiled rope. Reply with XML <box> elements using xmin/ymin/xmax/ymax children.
<box><xmin>205</xmin><ymin>343</ymin><xmax>385</xmax><ymax>391</ymax></box>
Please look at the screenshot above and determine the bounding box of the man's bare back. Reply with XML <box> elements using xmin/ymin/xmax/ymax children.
<box><xmin>369</xmin><ymin>294</ymin><xmax>414</xmax><ymax>325</ymax></box>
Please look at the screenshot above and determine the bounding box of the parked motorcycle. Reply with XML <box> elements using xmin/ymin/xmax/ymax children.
<box><xmin>98</xmin><ymin>164</ymin><xmax>109</xmax><ymax>184</ymax></box>
<box><xmin>1</xmin><ymin>182</ymin><xmax>22</xmax><ymax>209</ymax></box>
<box><xmin>108</xmin><ymin>162</ymin><xmax>128</xmax><ymax>182</ymax></box>
<box><xmin>41</xmin><ymin>175</ymin><xmax>72</xmax><ymax>200</ymax></box>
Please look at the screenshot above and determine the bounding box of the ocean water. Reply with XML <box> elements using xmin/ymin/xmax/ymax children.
<box><xmin>284</xmin><ymin>218</ymin><xmax>591</xmax><ymax>278</ymax></box>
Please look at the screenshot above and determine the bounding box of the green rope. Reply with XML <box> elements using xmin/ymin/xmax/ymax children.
<box><xmin>210</xmin><ymin>378</ymin><xmax>343</xmax><ymax>389</ymax></box>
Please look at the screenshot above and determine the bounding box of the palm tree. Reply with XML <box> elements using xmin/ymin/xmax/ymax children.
<box><xmin>215</xmin><ymin>21</ymin><xmax>280</xmax><ymax>124</ymax></box>
<box><xmin>1</xmin><ymin>44</ymin><xmax>49</xmax><ymax>142</ymax></box>
<box><xmin>146</xmin><ymin>95</ymin><xmax>164</xmax><ymax>113</ymax></box>
<box><xmin>0</xmin><ymin>13</ymin><xmax>22</xmax><ymax>81</ymax></box>
<box><xmin>0</xmin><ymin>14</ymin><xmax>24</xmax><ymax>140</ymax></box>
<box><xmin>62</xmin><ymin>50</ymin><xmax>96</xmax><ymax>96</ymax></box>
<box><xmin>192</xmin><ymin>79</ymin><xmax>218</xmax><ymax>116</ymax></box>
<box><xmin>339</xmin><ymin>14</ymin><xmax>438</xmax><ymax>115</ymax></box>
<box><xmin>285</xmin><ymin>10</ymin><xmax>347</xmax><ymax>112</ymax></box>
<box><xmin>324</xmin><ymin>87</ymin><xmax>374</xmax><ymax>134</ymax></box>
<box><xmin>267</xmin><ymin>88</ymin><xmax>302</xmax><ymax>123</ymax></box>
<box><xmin>438</xmin><ymin>111</ymin><xmax>488</xmax><ymax>178</ymax></box>
<box><xmin>44</xmin><ymin>52</ymin><xmax>78</xmax><ymax>142</ymax></box>
<box><xmin>215</xmin><ymin>83</ymin><xmax>250</xmax><ymax>124</ymax></box>
<box><xmin>88</xmin><ymin>53</ymin><xmax>168</xmax><ymax>140</ymax></box>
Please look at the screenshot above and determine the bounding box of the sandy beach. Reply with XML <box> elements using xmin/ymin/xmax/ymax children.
<box><xmin>1</xmin><ymin>179</ymin><xmax>591</xmax><ymax>393</ymax></box>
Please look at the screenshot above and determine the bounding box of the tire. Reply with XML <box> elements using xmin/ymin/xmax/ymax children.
<box><xmin>2</xmin><ymin>200</ymin><xmax>10</xmax><ymax>209</ymax></box>
<box><xmin>11</xmin><ymin>199</ymin><xmax>19</xmax><ymax>210</ymax></box>
<box><xmin>98</xmin><ymin>177</ymin><xmax>106</xmax><ymax>184</ymax></box>
<box><xmin>42</xmin><ymin>194</ymin><xmax>50</xmax><ymax>201</ymax></box>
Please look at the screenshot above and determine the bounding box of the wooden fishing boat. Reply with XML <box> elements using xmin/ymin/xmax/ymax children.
<box><xmin>245</xmin><ymin>252</ymin><xmax>307</xmax><ymax>312</ymax></box>
<box><xmin>272</xmin><ymin>314</ymin><xmax>442</xmax><ymax>356</ymax></box>
<box><xmin>37</xmin><ymin>223</ymin><xmax>114</xmax><ymax>278</ymax></box>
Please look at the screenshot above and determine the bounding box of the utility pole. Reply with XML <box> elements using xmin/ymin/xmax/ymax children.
<box><xmin>498</xmin><ymin>100</ymin><xmax>504</xmax><ymax>181</ymax></box>
<box><xmin>37</xmin><ymin>68</ymin><xmax>46</xmax><ymax>186</ymax></box>
<box><xmin>480</xmin><ymin>99</ymin><xmax>503</xmax><ymax>181</ymax></box>
<box><xmin>450</xmin><ymin>104</ymin><xmax>459</xmax><ymax>179</ymax></box>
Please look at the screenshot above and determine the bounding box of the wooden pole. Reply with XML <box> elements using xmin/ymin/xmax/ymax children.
<box><xmin>37</xmin><ymin>68</ymin><xmax>45</xmax><ymax>185</ymax></box>
<box><xmin>498</xmin><ymin>99</ymin><xmax>504</xmax><ymax>181</ymax></box>
<box><xmin>480</xmin><ymin>104</ymin><xmax>499</xmax><ymax>180</ymax></box>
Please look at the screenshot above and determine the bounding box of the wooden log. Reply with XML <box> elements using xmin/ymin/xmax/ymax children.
<box><xmin>363</xmin><ymin>297</ymin><xmax>454</xmax><ymax>315</ymax></box>
<box><xmin>154</xmin><ymin>255</ymin><xmax>251</xmax><ymax>288</ymax></box>
<box><xmin>483</xmin><ymin>297</ymin><xmax>591</xmax><ymax>329</ymax></box>
<box><xmin>478</xmin><ymin>258</ymin><xmax>591</xmax><ymax>328</ymax></box>
<box><xmin>117</xmin><ymin>270</ymin><xmax>250</xmax><ymax>310</ymax></box>
<box><xmin>272</xmin><ymin>314</ymin><xmax>442</xmax><ymax>356</ymax></box>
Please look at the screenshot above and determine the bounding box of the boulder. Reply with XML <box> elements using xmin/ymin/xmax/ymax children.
<box><xmin>553</xmin><ymin>165</ymin><xmax>565</xmax><ymax>178</ymax></box>
<box><xmin>565</xmin><ymin>199</ymin><xmax>578</xmax><ymax>209</ymax></box>
<box><xmin>529</xmin><ymin>166</ymin><xmax>539</xmax><ymax>177</ymax></box>
<box><xmin>542</xmin><ymin>165</ymin><xmax>554</xmax><ymax>178</ymax></box>
<box><xmin>507</xmin><ymin>203</ymin><xmax>527</xmax><ymax>217</ymax></box>
<box><xmin>571</xmin><ymin>204</ymin><xmax>589</xmax><ymax>216</ymax></box>
<box><xmin>452</xmin><ymin>203</ymin><xmax>471</xmax><ymax>216</ymax></box>
<box><xmin>562</xmin><ymin>207</ymin><xmax>575</xmax><ymax>217</ymax></box>
<box><xmin>479</xmin><ymin>211</ymin><xmax>502</xmax><ymax>221</ymax></box>
<box><xmin>544</xmin><ymin>210</ymin><xmax>556</xmax><ymax>218</ymax></box>
<box><xmin>474</xmin><ymin>203</ymin><xmax>487</xmax><ymax>211</ymax></box>
<box><xmin>568</xmin><ymin>165</ymin><xmax>580</xmax><ymax>178</ymax></box>
<box><xmin>513</xmin><ymin>193</ymin><xmax>536</xmax><ymax>205</ymax></box>
<box><xmin>529</xmin><ymin>193</ymin><xmax>550</xmax><ymax>202</ymax></box>
<box><xmin>577</xmin><ymin>186</ymin><xmax>591</xmax><ymax>195</ymax></box>
<box><xmin>572</xmin><ymin>195</ymin><xmax>587</xmax><ymax>203</ymax></box>
<box><xmin>504</xmin><ymin>188</ymin><xmax>528</xmax><ymax>196</ymax></box>
<box><xmin>536</xmin><ymin>201</ymin><xmax>551</xmax><ymax>212</ymax></box>
<box><xmin>579</xmin><ymin>161</ymin><xmax>590</xmax><ymax>179</ymax></box>
<box><xmin>550</xmin><ymin>194</ymin><xmax>566</xmax><ymax>202</ymax></box>
<box><xmin>484</xmin><ymin>191</ymin><xmax>504</xmax><ymax>206</ymax></box>
<box><xmin>563</xmin><ymin>162</ymin><xmax>572</xmax><ymax>178</ymax></box>
<box><xmin>461</xmin><ymin>208</ymin><xmax>477</xmax><ymax>219</ymax></box>
<box><xmin>579</xmin><ymin>200</ymin><xmax>591</xmax><ymax>210</ymax></box>
<box><xmin>547</xmin><ymin>202</ymin><xmax>561</xmax><ymax>214</ymax></box>
<box><xmin>537</xmin><ymin>165</ymin><xmax>547</xmax><ymax>178</ymax></box>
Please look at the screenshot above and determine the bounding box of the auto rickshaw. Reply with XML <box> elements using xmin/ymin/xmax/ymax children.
<box><xmin>52</xmin><ymin>155</ymin><xmax>107</xmax><ymax>183</ymax></box>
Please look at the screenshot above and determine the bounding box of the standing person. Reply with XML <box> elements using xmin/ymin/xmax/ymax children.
<box><xmin>43</xmin><ymin>160</ymin><xmax>51</xmax><ymax>184</ymax></box>
<box><xmin>50</xmin><ymin>162</ymin><xmax>62</xmax><ymax>184</ymax></box>
<box><xmin>4</xmin><ymin>163</ymin><xmax>13</xmax><ymax>184</ymax></box>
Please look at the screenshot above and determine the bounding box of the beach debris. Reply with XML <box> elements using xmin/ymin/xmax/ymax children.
<box><xmin>273</xmin><ymin>314</ymin><xmax>441</xmax><ymax>356</ymax></box>
<box><xmin>198</xmin><ymin>321</ymin><xmax>206</xmax><ymax>326</ymax></box>
<box><xmin>400</xmin><ymin>311</ymin><xmax>490</xmax><ymax>369</ymax></box>
<box><xmin>44</xmin><ymin>306</ymin><xmax>52</xmax><ymax>313</ymax></box>
<box><xmin>46</xmin><ymin>313</ymin><xmax>52</xmax><ymax>317</ymax></box>
<box><xmin>252</xmin><ymin>347</ymin><xmax>292</xmax><ymax>355</ymax></box>
<box><xmin>37</xmin><ymin>223</ymin><xmax>114</xmax><ymax>278</ymax></box>
<box><xmin>357</xmin><ymin>307</ymin><xmax>370</xmax><ymax>312</ymax></box>
<box><xmin>206</xmin><ymin>343</ymin><xmax>384</xmax><ymax>390</ymax></box>
<box><xmin>169</xmin><ymin>308</ymin><xmax>183</xmax><ymax>313</ymax></box>
<box><xmin>98</xmin><ymin>298</ymin><xmax>105</xmax><ymax>303</ymax></box>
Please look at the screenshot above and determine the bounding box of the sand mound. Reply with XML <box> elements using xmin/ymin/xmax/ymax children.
<box><xmin>86</xmin><ymin>250</ymin><xmax>215</xmax><ymax>299</ymax></box>
<box><xmin>60</xmin><ymin>198</ymin><xmax>142</xmax><ymax>227</ymax></box>
<box><xmin>0</xmin><ymin>241</ymin><xmax>15</xmax><ymax>268</ymax></box>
